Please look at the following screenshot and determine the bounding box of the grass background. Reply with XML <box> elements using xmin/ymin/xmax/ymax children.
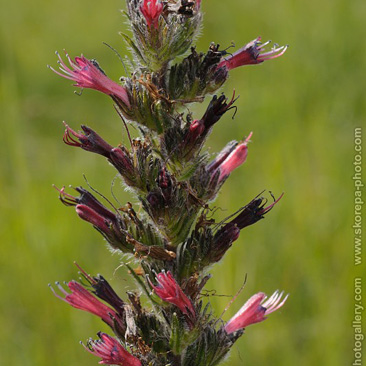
<box><xmin>0</xmin><ymin>0</ymin><xmax>364</xmax><ymax>365</ymax></box>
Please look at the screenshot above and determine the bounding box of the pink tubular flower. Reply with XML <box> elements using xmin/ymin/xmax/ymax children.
<box><xmin>84</xmin><ymin>332</ymin><xmax>141</xmax><ymax>366</ymax></box>
<box><xmin>224</xmin><ymin>290</ymin><xmax>288</xmax><ymax>334</ymax></box>
<box><xmin>149</xmin><ymin>271</ymin><xmax>196</xmax><ymax>319</ymax></box>
<box><xmin>216</xmin><ymin>132</ymin><xmax>252</xmax><ymax>183</ymax></box>
<box><xmin>49</xmin><ymin>52</ymin><xmax>130</xmax><ymax>107</ymax></box>
<box><xmin>218</xmin><ymin>37</ymin><xmax>288</xmax><ymax>70</ymax></box>
<box><xmin>50</xmin><ymin>281</ymin><xmax>118</xmax><ymax>328</ymax></box>
<box><xmin>140</xmin><ymin>0</ymin><xmax>163</xmax><ymax>29</ymax></box>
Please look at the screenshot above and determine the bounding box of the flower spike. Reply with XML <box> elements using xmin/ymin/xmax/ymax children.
<box><xmin>50</xmin><ymin>1</ymin><xmax>289</xmax><ymax>364</ymax></box>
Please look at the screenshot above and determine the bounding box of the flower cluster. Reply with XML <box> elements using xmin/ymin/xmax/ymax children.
<box><xmin>50</xmin><ymin>1</ymin><xmax>289</xmax><ymax>365</ymax></box>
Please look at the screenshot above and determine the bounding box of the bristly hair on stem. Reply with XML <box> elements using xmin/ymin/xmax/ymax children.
<box><xmin>50</xmin><ymin>1</ymin><xmax>289</xmax><ymax>365</ymax></box>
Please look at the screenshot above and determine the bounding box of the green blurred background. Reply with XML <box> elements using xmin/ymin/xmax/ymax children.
<box><xmin>0</xmin><ymin>0</ymin><xmax>364</xmax><ymax>365</ymax></box>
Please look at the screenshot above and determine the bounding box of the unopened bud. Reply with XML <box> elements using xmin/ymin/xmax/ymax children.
<box><xmin>109</xmin><ymin>147</ymin><xmax>135</xmax><ymax>179</ymax></box>
<box><xmin>211</xmin><ymin>133</ymin><xmax>252</xmax><ymax>184</ymax></box>
<box><xmin>211</xmin><ymin>222</ymin><xmax>240</xmax><ymax>262</ymax></box>
<box><xmin>230</xmin><ymin>193</ymin><xmax>284</xmax><ymax>229</ymax></box>
<box><xmin>140</xmin><ymin>0</ymin><xmax>163</xmax><ymax>29</ymax></box>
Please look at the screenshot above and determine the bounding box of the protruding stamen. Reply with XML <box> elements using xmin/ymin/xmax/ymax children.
<box><xmin>258</xmin><ymin>192</ymin><xmax>284</xmax><ymax>215</ymax></box>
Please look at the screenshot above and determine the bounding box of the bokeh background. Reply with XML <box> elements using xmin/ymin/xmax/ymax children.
<box><xmin>1</xmin><ymin>0</ymin><xmax>365</xmax><ymax>365</ymax></box>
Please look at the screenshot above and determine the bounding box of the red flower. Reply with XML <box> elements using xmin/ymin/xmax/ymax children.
<box><xmin>149</xmin><ymin>271</ymin><xmax>196</xmax><ymax>319</ymax></box>
<box><xmin>224</xmin><ymin>290</ymin><xmax>288</xmax><ymax>334</ymax></box>
<box><xmin>84</xmin><ymin>332</ymin><xmax>141</xmax><ymax>366</ymax></box>
<box><xmin>140</xmin><ymin>0</ymin><xmax>163</xmax><ymax>29</ymax></box>
<box><xmin>50</xmin><ymin>281</ymin><xmax>119</xmax><ymax>328</ymax></box>
<box><xmin>218</xmin><ymin>37</ymin><xmax>288</xmax><ymax>70</ymax></box>
<box><xmin>49</xmin><ymin>52</ymin><xmax>130</xmax><ymax>107</ymax></box>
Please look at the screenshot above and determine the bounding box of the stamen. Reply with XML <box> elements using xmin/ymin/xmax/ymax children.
<box><xmin>63</xmin><ymin>126</ymin><xmax>82</xmax><ymax>147</ymax></box>
<box><xmin>263</xmin><ymin>290</ymin><xmax>280</xmax><ymax>308</ymax></box>
<box><xmin>48</xmin><ymin>64</ymin><xmax>75</xmax><ymax>81</ymax></box>
<box><xmin>259</xmin><ymin>45</ymin><xmax>288</xmax><ymax>61</ymax></box>
<box><xmin>267</xmin><ymin>293</ymin><xmax>289</xmax><ymax>314</ymax></box>
<box><xmin>265</xmin><ymin>291</ymin><xmax>289</xmax><ymax>314</ymax></box>
<box><xmin>258</xmin><ymin>192</ymin><xmax>284</xmax><ymax>215</ymax></box>
<box><xmin>49</xmin><ymin>281</ymin><xmax>69</xmax><ymax>300</ymax></box>
<box><xmin>243</xmin><ymin>131</ymin><xmax>253</xmax><ymax>143</ymax></box>
<box><xmin>74</xmin><ymin>261</ymin><xmax>97</xmax><ymax>286</ymax></box>
<box><xmin>53</xmin><ymin>185</ymin><xmax>79</xmax><ymax>206</ymax></box>
<box><xmin>257</xmin><ymin>40</ymin><xmax>271</xmax><ymax>49</ymax></box>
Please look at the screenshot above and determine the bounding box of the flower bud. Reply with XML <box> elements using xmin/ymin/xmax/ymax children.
<box><xmin>218</xmin><ymin>143</ymin><xmax>248</xmax><ymax>182</ymax></box>
<box><xmin>75</xmin><ymin>187</ymin><xmax>117</xmax><ymax>221</ymax></box>
<box><xmin>201</xmin><ymin>92</ymin><xmax>237</xmax><ymax>130</ymax></box>
<box><xmin>109</xmin><ymin>147</ymin><xmax>135</xmax><ymax>180</ymax></box>
<box><xmin>157</xmin><ymin>167</ymin><xmax>172</xmax><ymax>191</ymax></box>
<box><xmin>209</xmin><ymin>193</ymin><xmax>283</xmax><ymax>263</ymax></box>
<box><xmin>230</xmin><ymin>193</ymin><xmax>284</xmax><ymax>229</ymax></box>
<box><xmin>140</xmin><ymin>0</ymin><xmax>163</xmax><ymax>29</ymax></box>
<box><xmin>188</xmin><ymin>119</ymin><xmax>205</xmax><ymax>140</ymax></box>
<box><xmin>167</xmin><ymin>45</ymin><xmax>228</xmax><ymax>101</ymax></box>
<box><xmin>146</xmin><ymin>191</ymin><xmax>164</xmax><ymax>209</ymax></box>
<box><xmin>182</xmin><ymin>93</ymin><xmax>237</xmax><ymax>159</ymax></box>
<box><xmin>125</xmin><ymin>0</ymin><xmax>202</xmax><ymax>71</ymax></box>
<box><xmin>76</xmin><ymin>204</ymin><xmax>112</xmax><ymax>233</ymax></box>
<box><xmin>207</xmin><ymin>140</ymin><xmax>238</xmax><ymax>173</ymax></box>
<box><xmin>182</xmin><ymin>119</ymin><xmax>205</xmax><ymax>151</ymax></box>
<box><xmin>210</xmin><ymin>222</ymin><xmax>240</xmax><ymax>263</ymax></box>
<box><xmin>209</xmin><ymin>133</ymin><xmax>252</xmax><ymax>184</ymax></box>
